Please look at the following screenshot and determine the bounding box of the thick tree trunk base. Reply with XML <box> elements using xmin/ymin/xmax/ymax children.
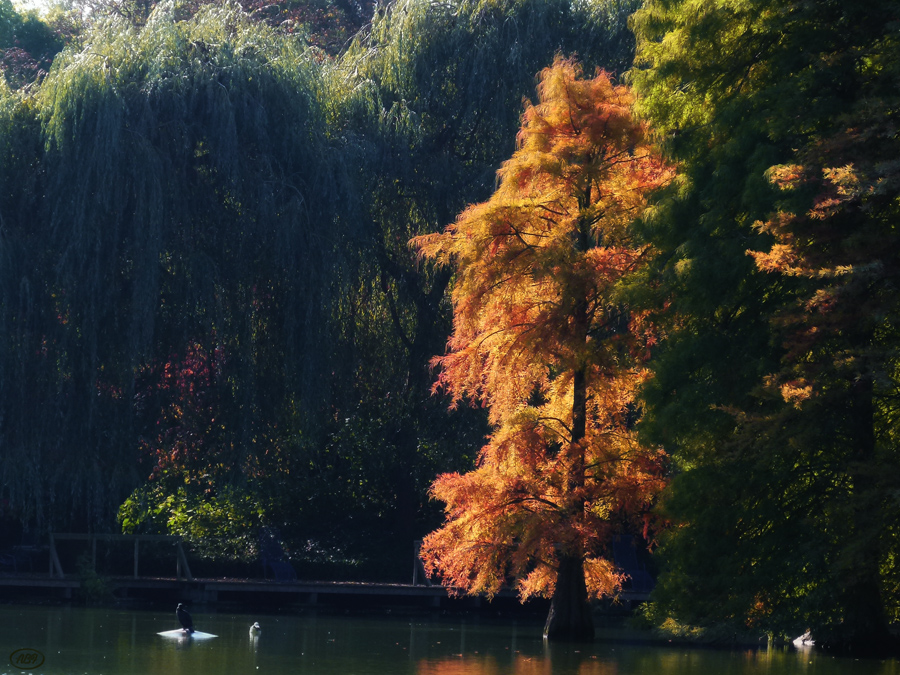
<box><xmin>820</xmin><ymin>572</ymin><xmax>894</xmax><ymax>657</ymax></box>
<box><xmin>543</xmin><ymin>555</ymin><xmax>594</xmax><ymax>642</ymax></box>
<box><xmin>819</xmin><ymin>624</ymin><xmax>897</xmax><ymax>658</ymax></box>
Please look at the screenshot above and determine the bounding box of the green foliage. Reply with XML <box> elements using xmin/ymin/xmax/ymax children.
<box><xmin>344</xmin><ymin>0</ymin><xmax>642</xmax><ymax>221</ymax></box>
<box><xmin>15</xmin><ymin>9</ymin><xmax>65</xmax><ymax>54</ymax></box>
<box><xmin>65</xmin><ymin>0</ymin><xmax>372</xmax><ymax>55</ymax></box>
<box><xmin>1</xmin><ymin>0</ymin><xmax>338</xmax><ymax>533</ymax></box>
<box><xmin>630</xmin><ymin>0</ymin><xmax>900</xmax><ymax>652</ymax></box>
<box><xmin>0</xmin><ymin>0</ymin><xmax>16</xmax><ymax>44</ymax></box>
<box><xmin>75</xmin><ymin>552</ymin><xmax>115</xmax><ymax>604</ymax></box>
<box><xmin>42</xmin><ymin>0</ymin><xmax>87</xmax><ymax>49</ymax></box>
<box><xmin>119</xmin><ymin>483</ymin><xmax>263</xmax><ymax>561</ymax></box>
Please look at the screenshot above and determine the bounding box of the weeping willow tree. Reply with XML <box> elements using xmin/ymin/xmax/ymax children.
<box><xmin>0</xmin><ymin>77</ymin><xmax>47</xmax><ymax>529</ymax></box>
<box><xmin>0</xmin><ymin>0</ymin><xmax>350</xmax><ymax>538</ymax></box>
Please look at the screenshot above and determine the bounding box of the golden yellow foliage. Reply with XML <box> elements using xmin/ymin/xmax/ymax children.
<box><xmin>413</xmin><ymin>58</ymin><xmax>671</xmax><ymax>602</ymax></box>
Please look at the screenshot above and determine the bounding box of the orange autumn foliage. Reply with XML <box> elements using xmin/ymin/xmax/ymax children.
<box><xmin>412</xmin><ymin>58</ymin><xmax>672</xmax><ymax>601</ymax></box>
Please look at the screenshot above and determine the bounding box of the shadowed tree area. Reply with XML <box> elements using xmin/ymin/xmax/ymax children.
<box><xmin>0</xmin><ymin>0</ymin><xmax>641</xmax><ymax>577</ymax></box>
<box><xmin>2</xmin><ymin>2</ymin><xmax>343</xmax><ymax>542</ymax></box>
<box><xmin>630</xmin><ymin>0</ymin><xmax>900</xmax><ymax>654</ymax></box>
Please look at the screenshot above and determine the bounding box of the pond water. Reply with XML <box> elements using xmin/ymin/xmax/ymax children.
<box><xmin>1</xmin><ymin>604</ymin><xmax>897</xmax><ymax>675</ymax></box>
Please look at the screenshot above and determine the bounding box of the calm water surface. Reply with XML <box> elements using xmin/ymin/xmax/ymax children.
<box><xmin>1</xmin><ymin>604</ymin><xmax>897</xmax><ymax>675</ymax></box>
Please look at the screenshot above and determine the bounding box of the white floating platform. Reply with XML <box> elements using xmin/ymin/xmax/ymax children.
<box><xmin>158</xmin><ymin>629</ymin><xmax>218</xmax><ymax>639</ymax></box>
<box><xmin>792</xmin><ymin>631</ymin><xmax>814</xmax><ymax>648</ymax></box>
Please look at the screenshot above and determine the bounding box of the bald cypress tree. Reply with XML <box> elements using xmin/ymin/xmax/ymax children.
<box><xmin>414</xmin><ymin>59</ymin><xmax>671</xmax><ymax>641</ymax></box>
<box><xmin>324</xmin><ymin>0</ymin><xmax>643</xmax><ymax>554</ymax></box>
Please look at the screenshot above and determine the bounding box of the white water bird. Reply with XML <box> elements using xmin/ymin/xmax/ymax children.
<box><xmin>250</xmin><ymin>622</ymin><xmax>261</xmax><ymax>635</ymax></box>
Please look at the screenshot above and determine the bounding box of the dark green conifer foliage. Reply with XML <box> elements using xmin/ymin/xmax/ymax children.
<box><xmin>630</xmin><ymin>0</ymin><xmax>900</xmax><ymax>652</ymax></box>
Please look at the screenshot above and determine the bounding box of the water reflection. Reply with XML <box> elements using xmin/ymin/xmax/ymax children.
<box><xmin>417</xmin><ymin>652</ymin><xmax>619</xmax><ymax>675</ymax></box>
<box><xmin>1</xmin><ymin>604</ymin><xmax>897</xmax><ymax>675</ymax></box>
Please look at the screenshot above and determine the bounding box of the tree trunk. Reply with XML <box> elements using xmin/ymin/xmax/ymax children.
<box><xmin>823</xmin><ymin>376</ymin><xmax>892</xmax><ymax>655</ymax></box>
<box><xmin>542</xmin><ymin>319</ymin><xmax>594</xmax><ymax>642</ymax></box>
<box><xmin>543</xmin><ymin>554</ymin><xmax>594</xmax><ymax>642</ymax></box>
<box><xmin>831</xmin><ymin>565</ymin><xmax>890</xmax><ymax>655</ymax></box>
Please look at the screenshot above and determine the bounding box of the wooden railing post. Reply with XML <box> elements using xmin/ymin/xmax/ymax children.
<box><xmin>48</xmin><ymin>534</ymin><xmax>64</xmax><ymax>579</ymax></box>
<box><xmin>176</xmin><ymin>540</ymin><xmax>193</xmax><ymax>581</ymax></box>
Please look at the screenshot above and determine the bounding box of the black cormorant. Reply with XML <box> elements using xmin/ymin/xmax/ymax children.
<box><xmin>176</xmin><ymin>603</ymin><xmax>194</xmax><ymax>634</ymax></box>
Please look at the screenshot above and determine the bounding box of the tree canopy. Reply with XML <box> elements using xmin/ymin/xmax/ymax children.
<box><xmin>1</xmin><ymin>0</ymin><xmax>343</xmax><ymax>538</ymax></box>
<box><xmin>0</xmin><ymin>0</ymin><xmax>64</xmax><ymax>88</ymax></box>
